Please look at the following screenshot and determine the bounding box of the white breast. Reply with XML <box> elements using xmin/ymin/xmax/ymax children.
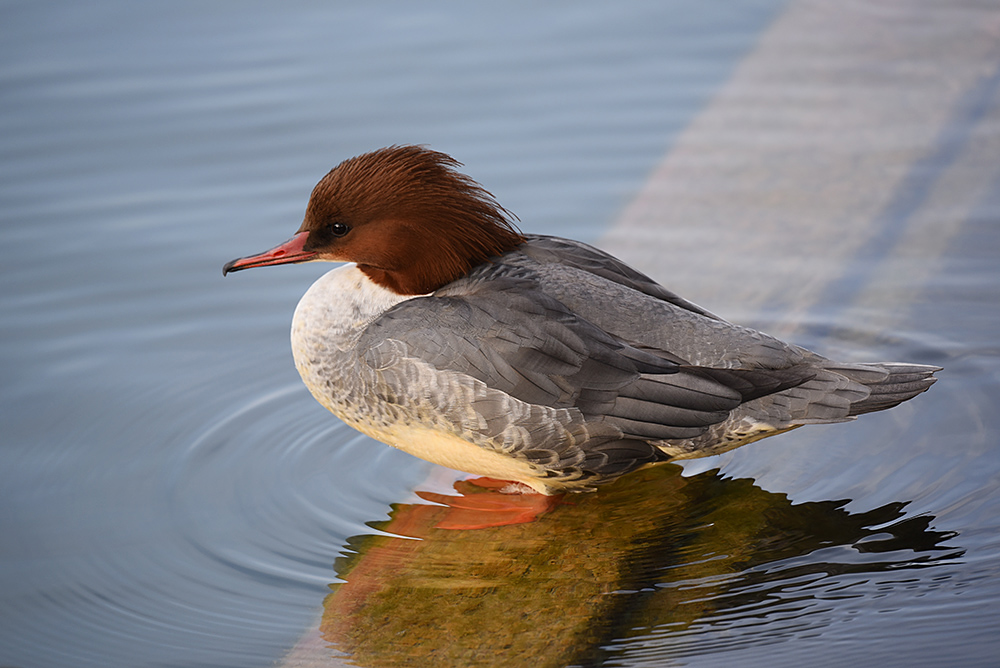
<box><xmin>288</xmin><ymin>263</ymin><xmax>549</xmax><ymax>492</ymax></box>
<box><xmin>291</xmin><ymin>263</ymin><xmax>414</xmax><ymax>351</ymax></box>
<box><xmin>290</xmin><ymin>264</ymin><xmax>414</xmax><ymax>415</ymax></box>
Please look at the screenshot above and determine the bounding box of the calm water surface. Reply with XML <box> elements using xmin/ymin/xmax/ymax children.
<box><xmin>2</xmin><ymin>2</ymin><xmax>999</xmax><ymax>667</ymax></box>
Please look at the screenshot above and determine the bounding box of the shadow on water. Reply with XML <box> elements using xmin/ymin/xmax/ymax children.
<box><xmin>318</xmin><ymin>463</ymin><xmax>961</xmax><ymax>668</ymax></box>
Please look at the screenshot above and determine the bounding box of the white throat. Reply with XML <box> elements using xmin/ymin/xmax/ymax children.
<box><xmin>291</xmin><ymin>263</ymin><xmax>416</xmax><ymax>350</ymax></box>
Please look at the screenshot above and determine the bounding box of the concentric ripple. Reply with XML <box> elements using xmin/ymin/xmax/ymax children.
<box><xmin>167</xmin><ymin>380</ymin><xmax>434</xmax><ymax>572</ymax></box>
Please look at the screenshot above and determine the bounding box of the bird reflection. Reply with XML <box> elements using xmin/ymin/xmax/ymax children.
<box><xmin>316</xmin><ymin>464</ymin><xmax>960</xmax><ymax>668</ymax></box>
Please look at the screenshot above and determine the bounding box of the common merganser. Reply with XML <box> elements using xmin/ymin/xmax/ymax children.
<box><xmin>224</xmin><ymin>146</ymin><xmax>939</xmax><ymax>495</ymax></box>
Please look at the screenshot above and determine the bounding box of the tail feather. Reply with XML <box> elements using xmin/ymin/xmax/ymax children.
<box><xmin>660</xmin><ymin>360</ymin><xmax>940</xmax><ymax>460</ymax></box>
<box><xmin>742</xmin><ymin>360</ymin><xmax>939</xmax><ymax>428</ymax></box>
<box><xmin>845</xmin><ymin>362</ymin><xmax>941</xmax><ymax>416</ymax></box>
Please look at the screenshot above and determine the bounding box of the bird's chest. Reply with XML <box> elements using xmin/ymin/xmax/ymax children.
<box><xmin>290</xmin><ymin>264</ymin><xmax>415</xmax><ymax>424</ymax></box>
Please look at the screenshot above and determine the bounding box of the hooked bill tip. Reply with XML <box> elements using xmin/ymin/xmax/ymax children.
<box><xmin>221</xmin><ymin>232</ymin><xmax>318</xmax><ymax>277</ymax></box>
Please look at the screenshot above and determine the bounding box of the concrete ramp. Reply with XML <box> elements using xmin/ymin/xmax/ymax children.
<box><xmin>604</xmin><ymin>0</ymin><xmax>1000</xmax><ymax>337</ymax></box>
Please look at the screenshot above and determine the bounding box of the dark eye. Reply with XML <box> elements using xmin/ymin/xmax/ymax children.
<box><xmin>330</xmin><ymin>222</ymin><xmax>350</xmax><ymax>237</ymax></box>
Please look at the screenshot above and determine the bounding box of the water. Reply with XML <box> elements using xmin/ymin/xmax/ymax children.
<box><xmin>2</xmin><ymin>2</ymin><xmax>999</xmax><ymax>667</ymax></box>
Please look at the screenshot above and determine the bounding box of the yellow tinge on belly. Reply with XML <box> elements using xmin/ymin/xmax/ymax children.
<box><xmin>352</xmin><ymin>420</ymin><xmax>549</xmax><ymax>494</ymax></box>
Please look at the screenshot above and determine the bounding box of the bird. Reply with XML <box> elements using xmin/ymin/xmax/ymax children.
<box><xmin>224</xmin><ymin>145</ymin><xmax>939</xmax><ymax>496</ymax></box>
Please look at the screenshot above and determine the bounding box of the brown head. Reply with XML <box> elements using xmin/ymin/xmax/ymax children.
<box><xmin>223</xmin><ymin>146</ymin><xmax>525</xmax><ymax>294</ymax></box>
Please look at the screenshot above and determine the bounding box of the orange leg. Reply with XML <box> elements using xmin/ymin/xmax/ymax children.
<box><xmin>414</xmin><ymin>477</ymin><xmax>565</xmax><ymax>530</ymax></box>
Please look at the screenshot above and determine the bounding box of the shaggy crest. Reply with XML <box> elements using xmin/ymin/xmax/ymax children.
<box><xmin>299</xmin><ymin>145</ymin><xmax>525</xmax><ymax>294</ymax></box>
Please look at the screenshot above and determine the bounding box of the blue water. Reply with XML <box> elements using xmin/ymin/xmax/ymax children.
<box><xmin>2</xmin><ymin>2</ymin><xmax>999</xmax><ymax>667</ymax></box>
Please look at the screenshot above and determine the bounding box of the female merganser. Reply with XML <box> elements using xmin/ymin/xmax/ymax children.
<box><xmin>224</xmin><ymin>146</ymin><xmax>938</xmax><ymax>495</ymax></box>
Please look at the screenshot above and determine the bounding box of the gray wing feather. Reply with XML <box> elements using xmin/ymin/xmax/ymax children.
<box><xmin>360</xmin><ymin>272</ymin><xmax>809</xmax><ymax>446</ymax></box>
<box><xmin>520</xmin><ymin>235</ymin><xmax>725</xmax><ymax>321</ymax></box>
